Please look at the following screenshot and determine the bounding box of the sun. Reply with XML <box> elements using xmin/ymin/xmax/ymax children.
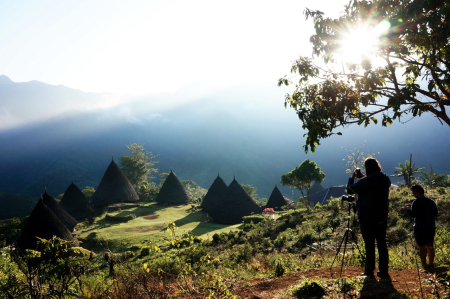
<box><xmin>340</xmin><ymin>21</ymin><xmax>391</xmax><ymax>63</ymax></box>
<box><xmin>341</xmin><ymin>29</ymin><xmax>378</xmax><ymax>61</ymax></box>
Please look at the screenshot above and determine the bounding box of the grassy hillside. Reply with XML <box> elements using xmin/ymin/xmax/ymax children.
<box><xmin>75</xmin><ymin>203</ymin><xmax>241</xmax><ymax>253</ymax></box>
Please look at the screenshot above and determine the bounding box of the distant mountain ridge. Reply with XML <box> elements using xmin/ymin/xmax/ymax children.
<box><xmin>0</xmin><ymin>76</ymin><xmax>449</xmax><ymax>201</ymax></box>
<box><xmin>0</xmin><ymin>75</ymin><xmax>132</xmax><ymax>131</ymax></box>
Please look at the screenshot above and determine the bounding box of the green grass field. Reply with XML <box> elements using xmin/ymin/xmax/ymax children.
<box><xmin>74</xmin><ymin>203</ymin><xmax>241</xmax><ymax>253</ymax></box>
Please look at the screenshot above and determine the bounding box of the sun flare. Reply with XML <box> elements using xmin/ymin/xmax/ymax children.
<box><xmin>340</xmin><ymin>21</ymin><xmax>391</xmax><ymax>63</ymax></box>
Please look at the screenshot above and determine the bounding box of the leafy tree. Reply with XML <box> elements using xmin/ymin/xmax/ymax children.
<box><xmin>118</xmin><ymin>143</ymin><xmax>158</xmax><ymax>188</ymax></box>
<box><xmin>419</xmin><ymin>167</ymin><xmax>450</xmax><ymax>188</ymax></box>
<box><xmin>279</xmin><ymin>0</ymin><xmax>450</xmax><ymax>153</ymax></box>
<box><xmin>419</xmin><ymin>166</ymin><xmax>437</xmax><ymax>189</ymax></box>
<box><xmin>391</xmin><ymin>159</ymin><xmax>424</xmax><ymax>187</ymax></box>
<box><xmin>242</xmin><ymin>184</ymin><xmax>258</xmax><ymax>198</ymax></box>
<box><xmin>180</xmin><ymin>180</ymin><xmax>207</xmax><ymax>203</ymax></box>
<box><xmin>280</xmin><ymin>159</ymin><xmax>326</xmax><ymax>209</ymax></box>
<box><xmin>137</xmin><ymin>182</ymin><xmax>151</xmax><ymax>201</ymax></box>
<box><xmin>82</xmin><ymin>186</ymin><xmax>95</xmax><ymax>199</ymax></box>
<box><xmin>434</xmin><ymin>174</ymin><xmax>450</xmax><ymax>187</ymax></box>
<box><xmin>159</xmin><ymin>172</ymin><xmax>170</xmax><ymax>186</ymax></box>
<box><xmin>342</xmin><ymin>141</ymin><xmax>379</xmax><ymax>174</ymax></box>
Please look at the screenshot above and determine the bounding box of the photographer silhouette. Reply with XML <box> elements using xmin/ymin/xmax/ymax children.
<box><xmin>347</xmin><ymin>158</ymin><xmax>391</xmax><ymax>279</ymax></box>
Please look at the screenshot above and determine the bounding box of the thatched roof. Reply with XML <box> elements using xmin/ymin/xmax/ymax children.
<box><xmin>210</xmin><ymin>178</ymin><xmax>262</xmax><ymax>224</ymax></box>
<box><xmin>201</xmin><ymin>174</ymin><xmax>227</xmax><ymax>212</ymax></box>
<box><xmin>310</xmin><ymin>182</ymin><xmax>325</xmax><ymax>195</ymax></box>
<box><xmin>42</xmin><ymin>190</ymin><xmax>78</xmax><ymax>231</ymax></box>
<box><xmin>16</xmin><ymin>199</ymin><xmax>77</xmax><ymax>253</ymax></box>
<box><xmin>308</xmin><ymin>185</ymin><xmax>347</xmax><ymax>206</ymax></box>
<box><xmin>265</xmin><ymin>185</ymin><xmax>288</xmax><ymax>211</ymax></box>
<box><xmin>91</xmin><ymin>159</ymin><xmax>139</xmax><ymax>208</ymax></box>
<box><xmin>156</xmin><ymin>170</ymin><xmax>190</xmax><ymax>204</ymax></box>
<box><xmin>60</xmin><ymin>182</ymin><xmax>94</xmax><ymax>220</ymax></box>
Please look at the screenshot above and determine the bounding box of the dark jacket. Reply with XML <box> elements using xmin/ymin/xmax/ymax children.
<box><xmin>347</xmin><ymin>172</ymin><xmax>391</xmax><ymax>224</ymax></box>
<box><xmin>409</xmin><ymin>197</ymin><xmax>437</xmax><ymax>229</ymax></box>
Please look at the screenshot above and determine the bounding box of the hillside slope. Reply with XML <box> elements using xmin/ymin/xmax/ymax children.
<box><xmin>0</xmin><ymin>79</ymin><xmax>449</xmax><ymax>199</ymax></box>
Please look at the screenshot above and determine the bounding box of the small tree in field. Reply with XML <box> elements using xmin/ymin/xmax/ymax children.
<box><xmin>342</xmin><ymin>142</ymin><xmax>379</xmax><ymax>174</ymax></box>
<box><xmin>119</xmin><ymin>143</ymin><xmax>158</xmax><ymax>189</ymax></box>
<box><xmin>391</xmin><ymin>158</ymin><xmax>424</xmax><ymax>187</ymax></box>
<box><xmin>280</xmin><ymin>159</ymin><xmax>325</xmax><ymax>209</ymax></box>
<box><xmin>82</xmin><ymin>186</ymin><xmax>95</xmax><ymax>199</ymax></box>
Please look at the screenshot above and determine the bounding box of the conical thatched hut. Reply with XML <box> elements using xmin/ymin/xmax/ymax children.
<box><xmin>310</xmin><ymin>182</ymin><xmax>325</xmax><ymax>195</ymax></box>
<box><xmin>16</xmin><ymin>199</ymin><xmax>77</xmax><ymax>253</ymax></box>
<box><xmin>156</xmin><ymin>170</ymin><xmax>190</xmax><ymax>205</ymax></box>
<box><xmin>265</xmin><ymin>185</ymin><xmax>289</xmax><ymax>211</ymax></box>
<box><xmin>60</xmin><ymin>182</ymin><xmax>94</xmax><ymax>220</ymax></box>
<box><xmin>42</xmin><ymin>190</ymin><xmax>78</xmax><ymax>231</ymax></box>
<box><xmin>210</xmin><ymin>178</ymin><xmax>262</xmax><ymax>224</ymax></box>
<box><xmin>201</xmin><ymin>174</ymin><xmax>227</xmax><ymax>212</ymax></box>
<box><xmin>91</xmin><ymin>158</ymin><xmax>139</xmax><ymax>208</ymax></box>
<box><xmin>308</xmin><ymin>185</ymin><xmax>347</xmax><ymax>206</ymax></box>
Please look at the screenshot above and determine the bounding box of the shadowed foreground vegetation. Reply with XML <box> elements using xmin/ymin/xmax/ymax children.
<box><xmin>1</xmin><ymin>187</ymin><xmax>450</xmax><ymax>298</ymax></box>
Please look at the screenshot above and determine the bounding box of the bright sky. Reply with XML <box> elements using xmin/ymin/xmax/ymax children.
<box><xmin>0</xmin><ymin>0</ymin><xmax>350</xmax><ymax>95</ymax></box>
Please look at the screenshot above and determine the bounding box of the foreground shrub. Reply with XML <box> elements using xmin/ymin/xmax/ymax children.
<box><xmin>292</xmin><ymin>278</ymin><xmax>326</xmax><ymax>298</ymax></box>
<box><xmin>141</xmin><ymin>246</ymin><xmax>151</xmax><ymax>256</ymax></box>
<box><xmin>243</xmin><ymin>215</ymin><xmax>265</xmax><ymax>225</ymax></box>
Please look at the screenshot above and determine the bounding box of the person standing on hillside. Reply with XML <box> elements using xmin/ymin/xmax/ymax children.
<box><xmin>407</xmin><ymin>184</ymin><xmax>438</xmax><ymax>269</ymax></box>
<box><xmin>347</xmin><ymin>158</ymin><xmax>391</xmax><ymax>279</ymax></box>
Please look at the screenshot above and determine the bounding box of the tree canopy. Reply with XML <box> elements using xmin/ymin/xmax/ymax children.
<box><xmin>118</xmin><ymin>143</ymin><xmax>158</xmax><ymax>188</ymax></box>
<box><xmin>280</xmin><ymin>159</ymin><xmax>325</xmax><ymax>208</ymax></box>
<box><xmin>391</xmin><ymin>159</ymin><xmax>424</xmax><ymax>187</ymax></box>
<box><xmin>279</xmin><ymin>0</ymin><xmax>450</xmax><ymax>153</ymax></box>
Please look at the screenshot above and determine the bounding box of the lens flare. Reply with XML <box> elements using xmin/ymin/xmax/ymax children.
<box><xmin>340</xmin><ymin>21</ymin><xmax>391</xmax><ymax>63</ymax></box>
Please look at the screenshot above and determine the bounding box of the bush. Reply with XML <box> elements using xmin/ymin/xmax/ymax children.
<box><xmin>292</xmin><ymin>278</ymin><xmax>326</xmax><ymax>298</ymax></box>
<box><xmin>212</xmin><ymin>232</ymin><xmax>229</xmax><ymax>244</ymax></box>
<box><xmin>242</xmin><ymin>222</ymin><xmax>252</xmax><ymax>232</ymax></box>
<box><xmin>386</xmin><ymin>226</ymin><xmax>409</xmax><ymax>243</ymax></box>
<box><xmin>296</xmin><ymin>230</ymin><xmax>315</xmax><ymax>248</ymax></box>
<box><xmin>169</xmin><ymin>238</ymin><xmax>191</xmax><ymax>248</ymax></box>
<box><xmin>140</xmin><ymin>247</ymin><xmax>151</xmax><ymax>256</ymax></box>
<box><xmin>122</xmin><ymin>251</ymin><xmax>135</xmax><ymax>259</ymax></box>
<box><xmin>274</xmin><ymin>234</ymin><xmax>288</xmax><ymax>248</ymax></box>
<box><xmin>274</xmin><ymin>257</ymin><xmax>285</xmax><ymax>277</ymax></box>
<box><xmin>184</xmin><ymin>246</ymin><xmax>209</xmax><ymax>265</ymax></box>
<box><xmin>436</xmin><ymin>187</ymin><xmax>447</xmax><ymax>194</ymax></box>
<box><xmin>212</xmin><ymin>233</ymin><xmax>221</xmax><ymax>243</ymax></box>
<box><xmin>235</xmin><ymin>243</ymin><xmax>253</xmax><ymax>263</ymax></box>
<box><xmin>327</xmin><ymin>198</ymin><xmax>340</xmax><ymax>213</ymax></box>
<box><xmin>243</xmin><ymin>215</ymin><xmax>265</xmax><ymax>224</ymax></box>
<box><xmin>388</xmin><ymin>211</ymin><xmax>400</xmax><ymax>226</ymax></box>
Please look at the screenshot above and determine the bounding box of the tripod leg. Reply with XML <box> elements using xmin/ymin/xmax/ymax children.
<box><xmin>349</xmin><ymin>229</ymin><xmax>365</xmax><ymax>265</ymax></box>
<box><xmin>330</xmin><ymin>230</ymin><xmax>349</xmax><ymax>274</ymax></box>
<box><xmin>339</xmin><ymin>229</ymin><xmax>350</xmax><ymax>277</ymax></box>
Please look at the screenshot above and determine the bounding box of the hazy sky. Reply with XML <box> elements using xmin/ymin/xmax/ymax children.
<box><xmin>1</xmin><ymin>0</ymin><xmax>350</xmax><ymax>95</ymax></box>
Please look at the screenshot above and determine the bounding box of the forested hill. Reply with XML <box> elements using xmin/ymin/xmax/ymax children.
<box><xmin>0</xmin><ymin>77</ymin><xmax>449</xmax><ymax>200</ymax></box>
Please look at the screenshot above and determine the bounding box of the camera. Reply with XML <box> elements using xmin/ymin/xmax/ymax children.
<box><xmin>341</xmin><ymin>195</ymin><xmax>355</xmax><ymax>202</ymax></box>
<box><xmin>355</xmin><ymin>168</ymin><xmax>363</xmax><ymax>178</ymax></box>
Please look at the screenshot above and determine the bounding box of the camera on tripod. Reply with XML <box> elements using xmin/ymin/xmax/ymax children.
<box><xmin>341</xmin><ymin>195</ymin><xmax>355</xmax><ymax>202</ymax></box>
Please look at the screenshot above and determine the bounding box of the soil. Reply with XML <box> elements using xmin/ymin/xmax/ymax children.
<box><xmin>227</xmin><ymin>266</ymin><xmax>448</xmax><ymax>298</ymax></box>
<box><xmin>140</xmin><ymin>211</ymin><xmax>158</xmax><ymax>220</ymax></box>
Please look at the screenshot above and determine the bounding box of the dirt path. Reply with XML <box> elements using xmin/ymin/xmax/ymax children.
<box><xmin>231</xmin><ymin>266</ymin><xmax>448</xmax><ymax>298</ymax></box>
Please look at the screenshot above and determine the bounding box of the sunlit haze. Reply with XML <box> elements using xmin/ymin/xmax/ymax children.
<box><xmin>1</xmin><ymin>0</ymin><xmax>350</xmax><ymax>95</ymax></box>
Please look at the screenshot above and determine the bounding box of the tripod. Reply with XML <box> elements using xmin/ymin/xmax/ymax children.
<box><xmin>330</xmin><ymin>201</ymin><xmax>364</xmax><ymax>277</ymax></box>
